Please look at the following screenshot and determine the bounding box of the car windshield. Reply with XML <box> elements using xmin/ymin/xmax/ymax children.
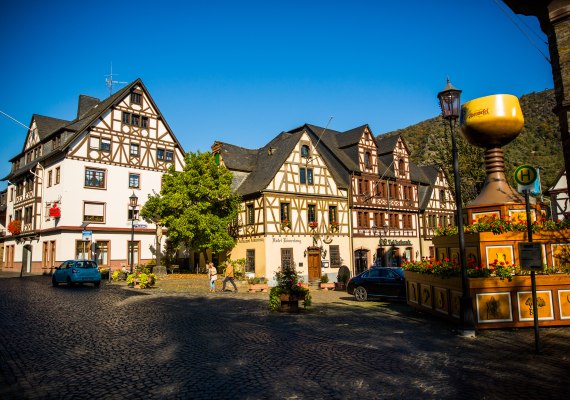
<box><xmin>75</xmin><ymin>261</ymin><xmax>97</xmax><ymax>269</ymax></box>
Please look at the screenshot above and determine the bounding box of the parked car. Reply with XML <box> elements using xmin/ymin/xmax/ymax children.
<box><xmin>347</xmin><ymin>267</ymin><xmax>405</xmax><ymax>301</ymax></box>
<box><xmin>52</xmin><ymin>260</ymin><xmax>101</xmax><ymax>287</ymax></box>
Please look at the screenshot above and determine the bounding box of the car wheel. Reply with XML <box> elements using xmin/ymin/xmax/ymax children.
<box><xmin>52</xmin><ymin>276</ymin><xmax>58</xmax><ymax>287</ymax></box>
<box><xmin>94</xmin><ymin>281</ymin><xmax>101</xmax><ymax>288</ymax></box>
<box><xmin>354</xmin><ymin>286</ymin><xmax>368</xmax><ymax>302</ymax></box>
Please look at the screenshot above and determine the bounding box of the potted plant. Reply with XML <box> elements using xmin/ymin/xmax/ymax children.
<box><xmin>281</xmin><ymin>219</ymin><xmax>291</xmax><ymax>230</ymax></box>
<box><xmin>248</xmin><ymin>277</ymin><xmax>269</xmax><ymax>292</ymax></box>
<box><xmin>319</xmin><ymin>274</ymin><xmax>335</xmax><ymax>290</ymax></box>
<box><xmin>329</xmin><ymin>220</ymin><xmax>340</xmax><ymax>233</ymax></box>
<box><xmin>336</xmin><ymin>265</ymin><xmax>351</xmax><ymax>291</ymax></box>
<box><xmin>309</xmin><ymin>220</ymin><xmax>318</xmax><ymax>230</ymax></box>
<box><xmin>269</xmin><ymin>264</ymin><xmax>311</xmax><ymax>312</ymax></box>
<box><xmin>7</xmin><ymin>219</ymin><xmax>21</xmax><ymax>235</ymax></box>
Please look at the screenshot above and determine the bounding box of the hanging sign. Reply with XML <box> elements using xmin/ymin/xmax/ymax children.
<box><xmin>49</xmin><ymin>203</ymin><xmax>61</xmax><ymax>218</ymax></box>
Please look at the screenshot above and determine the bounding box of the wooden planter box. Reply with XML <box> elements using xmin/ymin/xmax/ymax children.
<box><xmin>279</xmin><ymin>293</ymin><xmax>306</xmax><ymax>313</ymax></box>
<box><xmin>248</xmin><ymin>283</ymin><xmax>269</xmax><ymax>293</ymax></box>
<box><xmin>319</xmin><ymin>282</ymin><xmax>336</xmax><ymax>290</ymax></box>
<box><xmin>405</xmin><ymin>271</ymin><xmax>570</xmax><ymax>329</ymax></box>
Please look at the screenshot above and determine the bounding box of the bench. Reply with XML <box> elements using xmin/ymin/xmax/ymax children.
<box><xmin>168</xmin><ymin>265</ymin><xmax>180</xmax><ymax>274</ymax></box>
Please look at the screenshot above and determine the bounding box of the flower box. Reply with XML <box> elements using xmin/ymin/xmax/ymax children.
<box><xmin>279</xmin><ymin>292</ymin><xmax>306</xmax><ymax>313</ymax></box>
<box><xmin>248</xmin><ymin>283</ymin><xmax>269</xmax><ymax>293</ymax></box>
<box><xmin>319</xmin><ymin>282</ymin><xmax>335</xmax><ymax>290</ymax></box>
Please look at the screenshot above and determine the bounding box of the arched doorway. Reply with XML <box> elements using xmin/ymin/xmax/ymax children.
<box><xmin>354</xmin><ymin>249</ymin><xmax>369</xmax><ymax>275</ymax></box>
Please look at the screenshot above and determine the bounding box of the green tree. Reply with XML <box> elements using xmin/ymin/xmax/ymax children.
<box><xmin>141</xmin><ymin>151</ymin><xmax>241</xmax><ymax>262</ymax></box>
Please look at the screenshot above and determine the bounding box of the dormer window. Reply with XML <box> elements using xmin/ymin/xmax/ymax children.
<box><xmin>365</xmin><ymin>151</ymin><xmax>372</xmax><ymax>169</ymax></box>
<box><xmin>131</xmin><ymin>92</ymin><xmax>141</xmax><ymax>105</ymax></box>
<box><xmin>301</xmin><ymin>144</ymin><xmax>310</xmax><ymax>158</ymax></box>
<box><xmin>398</xmin><ymin>159</ymin><xmax>405</xmax><ymax>176</ymax></box>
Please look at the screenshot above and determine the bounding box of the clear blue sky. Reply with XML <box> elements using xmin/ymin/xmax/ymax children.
<box><xmin>0</xmin><ymin>1</ymin><xmax>553</xmax><ymax>189</ymax></box>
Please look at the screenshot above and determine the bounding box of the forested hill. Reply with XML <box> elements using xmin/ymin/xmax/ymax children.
<box><xmin>380</xmin><ymin>89</ymin><xmax>563</xmax><ymax>205</ymax></box>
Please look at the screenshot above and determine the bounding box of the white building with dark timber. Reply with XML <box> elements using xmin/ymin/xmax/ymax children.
<box><xmin>2</xmin><ymin>79</ymin><xmax>184</xmax><ymax>273</ymax></box>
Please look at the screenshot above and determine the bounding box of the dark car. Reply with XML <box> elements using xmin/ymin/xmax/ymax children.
<box><xmin>52</xmin><ymin>260</ymin><xmax>101</xmax><ymax>287</ymax></box>
<box><xmin>347</xmin><ymin>267</ymin><xmax>405</xmax><ymax>301</ymax></box>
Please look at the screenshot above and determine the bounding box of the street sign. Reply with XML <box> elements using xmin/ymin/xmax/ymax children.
<box><xmin>518</xmin><ymin>242</ymin><xmax>543</xmax><ymax>271</ymax></box>
<box><xmin>514</xmin><ymin>165</ymin><xmax>538</xmax><ymax>186</ymax></box>
<box><xmin>82</xmin><ymin>230</ymin><xmax>92</xmax><ymax>241</ymax></box>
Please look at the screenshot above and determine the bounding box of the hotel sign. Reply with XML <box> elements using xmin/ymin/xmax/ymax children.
<box><xmin>379</xmin><ymin>239</ymin><xmax>412</xmax><ymax>246</ymax></box>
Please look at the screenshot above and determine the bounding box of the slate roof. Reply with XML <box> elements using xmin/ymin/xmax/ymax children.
<box><xmin>4</xmin><ymin>78</ymin><xmax>183</xmax><ymax>182</ymax></box>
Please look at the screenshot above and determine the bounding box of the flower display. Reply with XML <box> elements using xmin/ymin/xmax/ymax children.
<box><xmin>7</xmin><ymin>219</ymin><xmax>21</xmax><ymax>235</ymax></box>
<box><xmin>308</xmin><ymin>221</ymin><xmax>318</xmax><ymax>229</ymax></box>
<box><xmin>402</xmin><ymin>257</ymin><xmax>522</xmax><ymax>280</ymax></box>
<box><xmin>434</xmin><ymin>216</ymin><xmax>570</xmax><ymax>237</ymax></box>
<box><xmin>268</xmin><ymin>264</ymin><xmax>311</xmax><ymax>311</ymax></box>
<box><xmin>280</xmin><ymin>219</ymin><xmax>291</xmax><ymax>229</ymax></box>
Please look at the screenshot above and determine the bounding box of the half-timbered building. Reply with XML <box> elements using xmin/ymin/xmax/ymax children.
<box><xmin>212</xmin><ymin>128</ymin><xmax>350</xmax><ymax>284</ymax></box>
<box><xmin>2</xmin><ymin>79</ymin><xmax>184</xmax><ymax>273</ymax></box>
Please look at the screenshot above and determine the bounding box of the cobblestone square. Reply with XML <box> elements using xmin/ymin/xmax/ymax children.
<box><xmin>1</xmin><ymin>274</ymin><xmax>569</xmax><ymax>399</ymax></box>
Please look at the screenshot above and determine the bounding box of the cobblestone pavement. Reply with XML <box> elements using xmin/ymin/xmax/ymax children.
<box><xmin>0</xmin><ymin>273</ymin><xmax>569</xmax><ymax>399</ymax></box>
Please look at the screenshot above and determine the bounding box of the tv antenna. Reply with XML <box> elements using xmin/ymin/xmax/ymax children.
<box><xmin>105</xmin><ymin>63</ymin><xmax>127</xmax><ymax>95</ymax></box>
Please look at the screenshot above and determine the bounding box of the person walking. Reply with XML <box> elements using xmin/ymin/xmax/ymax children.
<box><xmin>207</xmin><ymin>262</ymin><xmax>218</xmax><ymax>292</ymax></box>
<box><xmin>221</xmin><ymin>260</ymin><xmax>238</xmax><ymax>292</ymax></box>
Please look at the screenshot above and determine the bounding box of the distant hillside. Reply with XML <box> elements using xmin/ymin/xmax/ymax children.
<box><xmin>380</xmin><ymin>89</ymin><xmax>563</xmax><ymax>205</ymax></box>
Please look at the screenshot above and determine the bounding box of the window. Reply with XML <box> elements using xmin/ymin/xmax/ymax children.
<box><xmin>128</xmin><ymin>207</ymin><xmax>140</xmax><ymax>220</ymax></box>
<box><xmin>246</xmin><ymin>249</ymin><xmax>255</xmax><ymax>273</ymax></box>
<box><xmin>330</xmin><ymin>245</ymin><xmax>340</xmax><ymax>268</ymax></box>
<box><xmin>165</xmin><ymin>150</ymin><xmax>173</xmax><ymax>162</ymax></box>
<box><xmin>9</xmin><ymin>187</ymin><xmax>13</xmax><ymax>201</ymax></box>
<box><xmin>403</xmin><ymin>214</ymin><xmax>413</xmax><ymax>229</ymax></box>
<box><xmin>440</xmin><ymin>189</ymin><xmax>446</xmax><ymax>203</ymax></box>
<box><xmin>47</xmin><ymin>170</ymin><xmax>53</xmax><ymax>187</ymax></box>
<box><xmin>308</xmin><ymin>204</ymin><xmax>316</xmax><ymax>223</ymax></box>
<box><xmin>246</xmin><ymin>204</ymin><xmax>255</xmax><ymax>225</ymax></box>
<box><xmin>131</xmin><ymin>114</ymin><xmax>140</xmax><ymax>127</ymax></box>
<box><xmin>95</xmin><ymin>241</ymin><xmax>109</xmax><ymax>266</ymax></box>
<box><xmin>141</xmin><ymin>116</ymin><xmax>148</xmax><ymax>129</ymax></box>
<box><xmin>157</xmin><ymin>148</ymin><xmax>165</xmax><ymax>160</ymax></box>
<box><xmin>75</xmin><ymin>240</ymin><xmax>90</xmax><ymax>261</ymax></box>
<box><xmin>128</xmin><ymin>241</ymin><xmax>140</xmax><ymax>266</ymax></box>
<box><xmin>398</xmin><ymin>159</ymin><xmax>405</xmax><ymax>176</ymax></box>
<box><xmin>307</xmin><ymin>168</ymin><xmax>313</xmax><ymax>184</ymax></box>
<box><xmin>131</xmin><ymin>92</ymin><xmax>141</xmax><ymax>105</ymax></box>
<box><xmin>301</xmin><ymin>144</ymin><xmax>310</xmax><ymax>158</ymax></box>
<box><xmin>280</xmin><ymin>203</ymin><xmax>290</xmax><ymax>222</ymax></box>
<box><xmin>130</xmin><ymin>143</ymin><xmax>140</xmax><ymax>157</ymax></box>
<box><xmin>55</xmin><ymin>167</ymin><xmax>60</xmax><ymax>184</ymax></box>
<box><xmin>85</xmin><ymin>168</ymin><xmax>106</xmax><ymax>188</ymax></box>
<box><xmin>129</xmin><ymin>173</ymin><xmax>140</xmax><ymax>188</ymax></box>
<box><xmin>365</xmin><ymin>151</ymin><xmax>372</xmax><ymax>169</ymax></box>
<box><xmin>83</xmin><ymin>202</ymin><xmax>105</xmax><ymax>223</ymax></box>
<box><xmin>281</xmin><ymin>248</ymin><xmax>293</xmax><ymax>270</ymax></box>
<box><xmin>300</xmin><ymin>167</ymin><xmax>306</xmax><ymax>184</ymax></box>
<box><xmin>122</xmin><ymin>112</ymin><xmax>131</xmax><ymax>124</ymax></box>
<box><xmin>100</xmin><ymin>138</ymin><xmax>111</xmax><ymax>152</ymax></box>
<box><xmin>329</xmin><ymin>206</ymin><xmax>338</xmax><ymax>224</ymax></box>
<box><xmin>389</xmin><ymin>213</ymin><xmax>399</xmax><ymax>228</ymax></box>
<box><xmin>24</xmin><ymin>206</ymin><xmax>33</xmax><ymax>224</ymax></box>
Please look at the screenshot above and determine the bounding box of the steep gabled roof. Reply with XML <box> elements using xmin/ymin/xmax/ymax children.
<box><xmin>375</xmin><ymin>134</ymin><xmax>399</xmax><ymax>155</ymax></box>
<box><xmin>33</xmin><ymin>115</ymin><xmax>70</xmax><ymax>141</ymax></box>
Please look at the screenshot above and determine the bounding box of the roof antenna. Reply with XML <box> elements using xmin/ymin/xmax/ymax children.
<box><xmin>105</xmin><ymin>62</ymin><xmax>127</xmax><ymax>95</ymax></box>
<box><xmin>307</xmin><ymin>116</ymin><xmax>333</xmax><ymax>164</ymax></box>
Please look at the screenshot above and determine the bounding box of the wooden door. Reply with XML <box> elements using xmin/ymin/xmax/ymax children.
<box><xmin>308</xmin><ymin>251</ymin><xmax>321</xmax><ymax>281</ymax></box>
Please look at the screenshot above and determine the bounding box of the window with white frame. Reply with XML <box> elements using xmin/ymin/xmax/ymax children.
<box><xmin>129</xmin><ymin>173</ymin><xmax>140</xmax><ymax>189</ymax></box>
<box><xmin>83</xmin><ymin>202</ymin><xmax>105</xmax><ymax>223</ymax></box>
<box><xmin>85</xmin><ymin>168</ymin><xmax>106</xmax><ymax>188</ymax></box>
<box><xmin>130</xmin><ymin>143</ymin><xmax>140</xmax><ymax>157</ymax></box>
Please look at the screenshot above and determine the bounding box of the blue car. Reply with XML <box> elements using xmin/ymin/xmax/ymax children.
<box><xmin>52</xmin><ymin>260</ymin><xmax>101</xmax><ymax>287</ymax></box>
<box><xmin>347</xmin><ymin>267</ymin><xmax>405</xmax><ymax>301</ymax></box>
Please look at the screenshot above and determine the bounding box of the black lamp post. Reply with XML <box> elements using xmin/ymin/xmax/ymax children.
<box><xmin>437</xmin><ymin>79</ymin><xmax>475</xmax><ymax>336</ymax></box>
<box><xmin>372</xmin><ymin>222</ymin><xmax>389</xmax><ymax>267</ymax></box>
<box><xmin>129</xmin><ymin>192</ymin><xmax>138</xmax><ymax>274</ymax></box>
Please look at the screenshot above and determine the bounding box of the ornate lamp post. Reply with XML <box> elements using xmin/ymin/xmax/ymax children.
<box><xmin>372</xmin><ymin>222</ymin><xmax>389</xmax><ymax>267</ymax></box>
<box><xmin>437</xmin><ymin>79</ymin><xmax>475</xmax><ymax>336</ymax></box>
<box><xmin>129</xmin><ymin>192</ymin><xmax>138</xmax><ymax>274</ymax></box>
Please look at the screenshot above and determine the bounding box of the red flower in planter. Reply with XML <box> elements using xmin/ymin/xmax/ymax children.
<box><xmin>8</xmin><ymin>219</ymin><xmax>21</xmax><ymax>235</ymax></box>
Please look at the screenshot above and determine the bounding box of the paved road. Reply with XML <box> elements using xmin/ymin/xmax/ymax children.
<box><xmin>0</xmin><ymin>274</ymin><xmax>569</xmax><ymax>399</ymax></box>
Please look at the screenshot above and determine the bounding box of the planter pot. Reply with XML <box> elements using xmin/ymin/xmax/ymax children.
<box><xmin>248</xmin><ymin>283</ymin><xmax>269</xmax><ymax>293</ymax></box>
<box><xmin>319</xmin><ymin>282</ymin><xmax>335</xmax><ymax>290</ymax></box>
<box><xmin>334</xmin><ymin>282</ymin><xmax>346</xmax><ymax>291</ymax></box>
<box><xmin>279</xmin><ymin>293</ymin><xmax>306</xmax><ymax>313</ymax></box>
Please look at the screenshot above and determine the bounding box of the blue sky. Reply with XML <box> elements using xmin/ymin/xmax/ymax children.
<box><xmin>0</xmin><ymin>1</ymin><xmax>553</xmax><ymax>189</ymax></box>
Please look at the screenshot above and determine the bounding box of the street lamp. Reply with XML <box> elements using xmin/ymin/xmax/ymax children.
<box><xmin>437</xmin><ymin>79</ymin><xmax>475</xmax><ymax>336</ymax></box>
<box><xmin>372</xmin><ymin>222</ymin><xmax>389</xmax><ymax>267</ymax></box>
<box><xmin>129</xmin><ymin>192</ymin><xmax>138</xmax><ymax>274</ymax></box>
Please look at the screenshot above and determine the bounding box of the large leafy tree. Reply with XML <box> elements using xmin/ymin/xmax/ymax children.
<box><xmin>141</xmin><ymin>151</ymin><xmax>240</xmax><ymax>262</ymax></box>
